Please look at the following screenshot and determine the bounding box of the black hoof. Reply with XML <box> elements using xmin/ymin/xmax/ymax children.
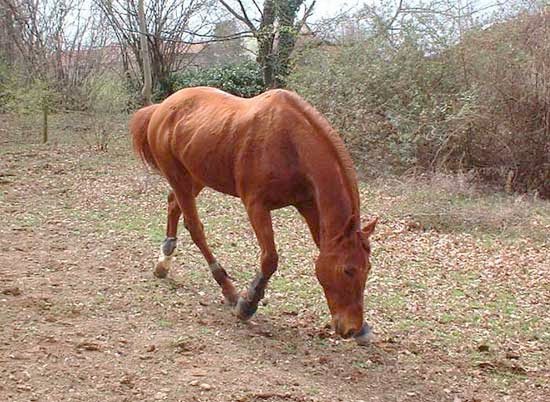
<box><xmin>234</xmin><ymin>297</ymin><xmax>257</xmax><ymax>321</ymax></box>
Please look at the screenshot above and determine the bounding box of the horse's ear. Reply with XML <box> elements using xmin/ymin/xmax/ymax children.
<box><xmin>361</xmin><ymin>217</ymin><xmax>378</xmax><ymax>238</ymax></box>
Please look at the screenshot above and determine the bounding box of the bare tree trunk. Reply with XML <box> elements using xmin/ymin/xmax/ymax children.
<box><xmin>137</xmin><ymin>0</ymin><xmax>152</xmax><ymax>105</ymax></box>
<box><xmin>219</xmin><ymin>0</ymin><xmax>314</xmax><ymax>89</ymax></box>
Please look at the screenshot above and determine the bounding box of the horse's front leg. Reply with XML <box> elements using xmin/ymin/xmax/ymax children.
<box><xmin>235</xmin><ymin>202</ymin><xmax>278</xmax><ymax>321</ymax></box>
<box><xmin>154</xmin><ymin>191</ymin><xmax>180</xmax><ymax>278</ymax></box>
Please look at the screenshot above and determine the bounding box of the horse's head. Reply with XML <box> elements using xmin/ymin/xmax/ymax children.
<box><xmin>315</xmin><ymin>217</ymin><xmax>377</xmax><ymax>345</ymax></box>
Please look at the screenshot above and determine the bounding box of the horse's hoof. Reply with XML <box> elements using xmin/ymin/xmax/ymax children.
<box><xmin>153</xmin><ymin>261</ymin><xmax>170</xmax><ymax>278</ymax></box>
<box><xmin>354</xmin><ymin>323</ymin><xmax>375</xmax><ymax>346</ymax></box>
<box><xmin>234</xmin><ymin>297</ymin><xmax>257</xmax><ymax>321</ymax></box>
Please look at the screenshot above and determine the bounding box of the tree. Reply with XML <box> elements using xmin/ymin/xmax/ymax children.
<box><xmin>0</xmin><ymin>0</ymin><xmax>109</xmax><ymax>93</ymax></box>
<box><xmin>137</xmin><ymin>0</ymin><xmax>152</xmax><ymax>104</ymax></box>
<box><xmin>95</xmin><ymin>0</ymin><xmax>214</xmax><ymax>96</ymax></box>
<box><xmin>201</xmin><ymin>19</ymin><xmax>246</xmax><ymax>66</ymax></box>
<box><xmin>218</xmin><ymin>0</ymin><xmax>316</xmax><ymax>88</ymax></box>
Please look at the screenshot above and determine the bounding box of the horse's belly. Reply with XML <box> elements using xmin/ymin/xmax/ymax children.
<box><xmin>180</xmin><ymin>143</ymin><xmax>238</xmax><ymax>196</ymax></box>
<box><xmin>198</xmin><ymin>172</ymin><xmax>238</xmax><ymax>197</ymax></box>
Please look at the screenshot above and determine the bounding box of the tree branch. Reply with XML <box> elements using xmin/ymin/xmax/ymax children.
<box><xmin>218</xmin><ymin>0</ymin><xmax>257</xmax><ymax>33</ymax></box>
<box><xmin>296</xmin><ymin>0</ymin><xmax>316</xmax><ymax>33</ymax></box>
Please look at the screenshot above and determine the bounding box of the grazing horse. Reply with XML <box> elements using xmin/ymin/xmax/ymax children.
<box><xmin>130</xmin><ymin>87</ymin><xmax>377</xmax><ymax>345</ymax></box>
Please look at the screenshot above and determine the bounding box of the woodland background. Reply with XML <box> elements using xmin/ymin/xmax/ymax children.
<box><xmin>0</xmin><ymin>0</ymin><xmax>548</xmax><ymax>197</ymax></box>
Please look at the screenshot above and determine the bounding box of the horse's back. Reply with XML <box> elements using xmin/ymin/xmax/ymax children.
<box><xmin>147</xmin><ymin>87</ymin><xmax>314</xmax><ymax>205</ymax></box>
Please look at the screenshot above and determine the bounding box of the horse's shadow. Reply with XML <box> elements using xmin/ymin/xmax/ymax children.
<box><xmin>160</xmin><ymin>273</ymin><xmax>396</xmax><ymax>372</ymax></box>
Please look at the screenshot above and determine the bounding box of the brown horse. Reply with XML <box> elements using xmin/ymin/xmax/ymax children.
<box><xmin>130</xmin><ymin>87</ymin><xmax>377</xmax><ymax>345</ymax></box>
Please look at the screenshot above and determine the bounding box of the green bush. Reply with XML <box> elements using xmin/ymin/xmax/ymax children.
<box><xmin>0</xmin><ymin>72</ymin><xmax>58</xmax><ymax>143</ymax></box>
<box><xmin>2</xmin><ymin>75</ymin><xmax>52</xmax><ymax>114</ymax></box>
<box><xmin>170</xmin><ymin>61</ymin><xmax>264</xmax><ymax>98</ymax></box>
<box><xmin>0</xmin><ymin>59</ymin><xmax>10</xmax><ymax>111</ymax></box>
<box><xmin>84</xmin><ymin>72</ymin><xmax>132</xmax><ymax>115</ymax></box>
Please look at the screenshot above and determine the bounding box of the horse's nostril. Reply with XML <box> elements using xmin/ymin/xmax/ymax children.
<box><xmin>333</xmin><ymin>317</ymin><xmax>359</xmax><ymax>339</ymax></box>
<box><xmin>338</xmin><ymin>326</ymin><xmax>356</xmax><ymax>339</ymax></box>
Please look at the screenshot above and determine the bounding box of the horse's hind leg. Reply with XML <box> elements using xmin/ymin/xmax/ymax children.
<box><xmin>235</xmin><ymin>201</ymin><xmax>278</xmax><ymax>321</ymax></box>
<box><xmin>168</xmin><ymin>180</ymin><xmax>239</xmax><ymax>306</ymax></box>
<box><xmin>154</xmin><ymin>191</ymin><xmax>180</xmax><ymax>278</ymax></box>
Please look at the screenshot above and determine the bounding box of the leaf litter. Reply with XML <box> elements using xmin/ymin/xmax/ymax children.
<box><xmin>0</xmin><ymin>121</ymin><xmax>548</xmax><ymax>401</ymax></box>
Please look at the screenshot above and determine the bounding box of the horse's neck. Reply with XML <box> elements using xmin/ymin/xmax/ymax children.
<box><xmin>309</xmin><ymin>162</ymin><xmax>358</xmax><ymax>248</ymax></box>
<box><xmin>292</xmin><ymin>111</ymin><xmax>360</xmax><ymax>249</ymax></box>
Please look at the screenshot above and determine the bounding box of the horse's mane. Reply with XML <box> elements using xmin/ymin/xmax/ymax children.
<box><xmin>283</xmin><ymin>91</ymin><xmax>361</xmax><ymax>221</ymax></box>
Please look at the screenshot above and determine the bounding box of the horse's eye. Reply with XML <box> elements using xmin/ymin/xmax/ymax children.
<box><xmin>343</xmin><ymin>266</ymin><xmax>356</xmax><ymax>277</ymax></box>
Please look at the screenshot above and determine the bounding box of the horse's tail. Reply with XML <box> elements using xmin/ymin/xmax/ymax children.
<box><xmin>130</xmin><ymin>104</ymin><xmax>160</xmax><ymax>172</ymax></box>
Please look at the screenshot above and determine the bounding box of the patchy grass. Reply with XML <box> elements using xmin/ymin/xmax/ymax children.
<box><xmin>0</xmin><ymin>110</ymin><xmax>129</xmax><ymax>149</ymax></box>
<box><xmin>1</xmin><ymin>113</ymin><xmax>549</xmax><ymax>402</ymax></box>
<box><xmin>362</xmin><ymin>174</ymin><xmax>549</xmax><ymax>242</ymax></box>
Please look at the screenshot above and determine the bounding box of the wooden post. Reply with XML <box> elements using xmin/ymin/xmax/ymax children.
<box><xmin>42</xmin><ymin>98</ymin><xmax>48</xmax><ymax>144</ymax></box>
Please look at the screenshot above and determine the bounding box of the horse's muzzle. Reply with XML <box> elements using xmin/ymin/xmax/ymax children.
<box><xmin>333</xmin><ymin>316</ymin><xmax>369</xmax><ymax>341</ymax></box>
<box><xmin>354</xmin><ymin>323</ymin><xmax>375</xmax><ymax>346</ymax></box>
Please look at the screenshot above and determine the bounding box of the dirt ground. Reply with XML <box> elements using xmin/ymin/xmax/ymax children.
<box><xmin>1</xmin><ymin>116</ymin><xmax>549</xmax><ymax>401</ymax></box>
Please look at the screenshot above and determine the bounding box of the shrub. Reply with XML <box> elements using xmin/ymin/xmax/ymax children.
<box><xmin>170</xmin><ymin>60</ymin><xmax>264</xmax><ymax>98</ymax></box>
<box><xmin>289</xmin><ymin>37</ymin><xmax>470</xmax><ymax>175</ymax></box>
<box><xmin>80</xmin><ymin>72</ymin><xmax>132</xmax><ymax>151</ymax></box>
<box><xmin>0</xmin><ymin>59</ymin><xmax>10</xmax><ymax>111</ymax></box>
<box><xmin>2</xmin><ymin>77</ymin><xmax>57</xmax><ymax>115</ymax></box>
<box><xmin>84</xmin><ymin>72</ymin><xmax>132</xmax><ymax>115</ymax></box>
<box><xmin>453</xmin><ymin>11</ymin><xmax>550</xmax><ymax>197</ymax></box>
<box><xmin>0</xmin><ymin>72</ymin><xmax>59</xmax><ymax>142</ymax></box>
<box><xmin>289</xmin><ymin>9</ymin><xmax>550</xmax><ymax>197</ymax></box>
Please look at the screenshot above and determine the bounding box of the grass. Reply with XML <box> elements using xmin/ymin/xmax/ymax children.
<box><xmin>362</xmin><ymin>173</ymin><xmax>550</xmax><ymax>242</ymax></box>
<box><xmin>157</xmin><ymin>319</ymin><xmax>174</xmax><ymax>329</ymax></box>
<box><xmin>2</xmin><ymin>112</ymin><xmax>549</xmax><ymax>401</ymax></box>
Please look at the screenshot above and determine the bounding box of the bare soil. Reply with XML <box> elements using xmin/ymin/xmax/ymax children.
<box><xmin>1</xmin><ymin>116</ymin><xmax>548</xmax><ymax>401</ymax></box>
